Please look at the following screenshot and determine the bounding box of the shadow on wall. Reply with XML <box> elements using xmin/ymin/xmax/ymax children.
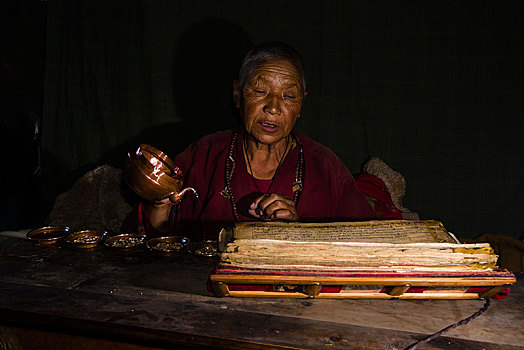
<box><xmin>106</xmin><ymin>17</ymin><xmax>253</xmax><ymax>172</ymax></box>
<box><xmin>173</xmin><ymin>17</ymin><xmax>253</xmax><ymax>136</ymax></box>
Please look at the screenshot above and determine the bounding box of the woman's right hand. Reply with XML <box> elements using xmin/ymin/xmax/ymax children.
<box><xmin>146</xmin><ymin>196</ymin><xmax>175</xmax><ymax>232</ymax></box>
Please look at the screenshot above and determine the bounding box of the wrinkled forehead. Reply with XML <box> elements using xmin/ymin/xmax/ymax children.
<box><xmin>248</xmin><ymin>59</ymin><xmax>303</xmax><ymax>90</ymax></box>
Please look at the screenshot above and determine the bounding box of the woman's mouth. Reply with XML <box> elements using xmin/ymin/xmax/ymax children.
<box><xmin>259</xmin><ymin>122</ymin><xmax>280</xmax><ymax>133</ymax></box>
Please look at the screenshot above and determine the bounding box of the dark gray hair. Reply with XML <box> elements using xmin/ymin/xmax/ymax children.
<box><xmin>238</xmin><ymin>41</ymin><xmax>306</xmax><ymax>94</ymax></box>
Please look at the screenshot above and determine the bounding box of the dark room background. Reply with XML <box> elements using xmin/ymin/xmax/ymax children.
<box><xmin>2</xmin><ymin>0</ymin><xmax>523</xmax><ymax>238</ymax></box>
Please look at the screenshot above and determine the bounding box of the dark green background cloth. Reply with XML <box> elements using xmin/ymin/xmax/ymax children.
<box><xmin>42</xmin><ymin>0</ymin><xmax>523</xmax><ymax>238</ymax></box>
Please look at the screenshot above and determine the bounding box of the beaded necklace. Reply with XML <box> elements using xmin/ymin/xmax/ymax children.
<box><xmin>224</xmin><ymin>131</ymin><xmax>304</xmax><ymax>222</ymax></box>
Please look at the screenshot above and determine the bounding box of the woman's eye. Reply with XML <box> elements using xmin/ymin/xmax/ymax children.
<box><xmin>284</xmin><ymin>94</ymin><xmax>296</xmax><ymax>99</ymax></box>
<box><xmin>254</xmin><ymin>89</ymin><xmax>267</xmax><ymax>94</ymax></box>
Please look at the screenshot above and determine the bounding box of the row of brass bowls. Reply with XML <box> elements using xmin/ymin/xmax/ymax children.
<box><xmin>124</xmin><ymin>144</ymin><xmax>184</xmax><ymax>201</ymax></box>
<box><xmin>27</xmin><ymin>227</ymin><xmax>107</xmax><ymax>248</ymax></box>
<box><xmin>144</xmin><ymin>237</ymin><xmax>217</xmax><ymax>257</ymax></box>
<box><xmin>143</xmin><ymin>237</ymin><xmax>218</xmax><ymax>258</ymax></box>
<box><xmin>26</xmin><ymin>228</ymin><xmax>143</xmax><ymax>249</ymax></box>
<box><xmin>26</xmin><ymin>227</ymin><xmax>214</xmax><ymax>256</ymax></box>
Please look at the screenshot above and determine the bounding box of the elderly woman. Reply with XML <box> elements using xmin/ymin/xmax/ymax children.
<box><xmin>124</xmin><ymin>41</ymin><xmax>375</xmax><ymax>238</ymax></box>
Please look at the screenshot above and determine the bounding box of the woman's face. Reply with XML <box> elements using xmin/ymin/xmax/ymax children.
<box><xmin>235</xmin><ymin>59</ymin><xmax>305</xmax><ymax>146</ymax></box>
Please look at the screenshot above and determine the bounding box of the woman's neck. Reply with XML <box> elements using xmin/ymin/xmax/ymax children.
<box><xmin>243</xmin><ymin>134</ymin><xmax>290</xmax><ymax>180</ymax></box>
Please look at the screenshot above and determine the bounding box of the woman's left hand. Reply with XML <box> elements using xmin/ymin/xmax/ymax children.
<box><xmin>248</xmin><ymin>193</ymin><xmax>299</xmax><ymax>221</ymax></box>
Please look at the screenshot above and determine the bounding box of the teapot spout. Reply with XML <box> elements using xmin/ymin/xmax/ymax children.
<box><xmin>168</xmin><ymin>187</ymin><xmax>198</xmax><ymax>202</ymax></box>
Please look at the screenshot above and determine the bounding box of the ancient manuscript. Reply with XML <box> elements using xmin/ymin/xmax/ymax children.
<box><xmin>218</xmin><ymin>220</ymin><xmax>499</xmax><ymax>272</ymax></box>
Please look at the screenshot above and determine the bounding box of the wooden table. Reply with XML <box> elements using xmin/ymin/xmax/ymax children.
<box><xmin>0</xmin><ymin>236</ymin><xmax>522</xmax><ymax>349</ymax></box>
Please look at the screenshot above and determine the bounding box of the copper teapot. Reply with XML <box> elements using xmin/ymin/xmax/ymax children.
<box><xmin>124</xmin><ymin>144</ymin><xmax>197</xmax><ymax>202</ymax></box>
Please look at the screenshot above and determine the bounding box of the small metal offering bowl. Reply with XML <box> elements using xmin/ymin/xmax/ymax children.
<box><xmin>65</xmin><ymin>230</ymin><xmax>107</xmax><ymax>249</ymax></box>
<box><xmin>146</xmin><ymin>236</ymin><xmax>190</xmax><ymax>256</ymax></box>
<box><xmin>124</xmin><ymin>144</ymin><xmax>187</xmax><ymax>201</ymax></box>
<box><xmin>27</xmin><ymin>226</ymin><xmax>70</xmax><ymax>245</ymax></box>
<box><xmin>104</xmin><ymin>234</ymin><xmax>146</xmax><ymax>249</ymax></box>
<box><xmin>188</xmin><ymin>240</ymin><xmax>218</xmax><ymax>258</ymax></box>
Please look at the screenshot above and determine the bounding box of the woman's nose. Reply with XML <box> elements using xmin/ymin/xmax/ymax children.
<box><xmin>264</xmin><ymin>94</ymin><xmax>281</xmax><ymax>115</ymax></box>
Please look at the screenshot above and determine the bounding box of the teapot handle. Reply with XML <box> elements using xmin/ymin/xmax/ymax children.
<box><xmin>162</xmin><ymin>187</ymin><xmax>198</xmax><ymax>202</ymax></box>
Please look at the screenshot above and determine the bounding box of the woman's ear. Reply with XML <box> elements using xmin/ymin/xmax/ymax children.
<box><xmin>233</xmin><ymin>80</ymin><xmax>241</xmax><ymax>108</ymax></box>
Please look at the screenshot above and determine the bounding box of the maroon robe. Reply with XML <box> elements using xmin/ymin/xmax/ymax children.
<box><xmin>123</xmin><ymin>129</ymin><xmax>376</xmax><ymax>239</ymax></box>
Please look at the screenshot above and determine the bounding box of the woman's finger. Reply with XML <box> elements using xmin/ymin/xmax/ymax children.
<box><xmin>249</xmin><ymin>193</ymin><xmax>271</xmax><ymax>210</ymax></box>
<box><xmin>255</xmin><ymin>194</ymin><xmax>288</xmax><ymax>216</ymax></box>
<box><xmin>263</xmin><ymin>199</ymin><xmax>297</xmax><ymax>219</ymax></box>
<box><xmin>248</xmin><ymin>193</ymin><xmax>298</xmax><ymax>221</ymax></box>
<box><xmin>272</xmin><ymin>208</ymin><xmax>299</xmax><ymax>221</ymax></box>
